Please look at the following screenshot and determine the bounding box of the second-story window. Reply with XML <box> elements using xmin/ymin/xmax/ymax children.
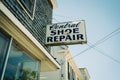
<box><xmin>17</xmin><ymin>0</ymin><xmax>36</xmax><ymax>20</ymax></box>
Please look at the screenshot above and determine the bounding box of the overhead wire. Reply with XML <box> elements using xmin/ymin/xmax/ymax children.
<box><xmin>90</xmin><ymin>28</ymin><xmax>120</xmax><ymax>47</ymax></box>
<box><xmin>54</xmin><ymin>14</ymin><xmax>76</xmax><ymax>19</ymax></box>
<box><xmin>52</xmin><ymin>14</ymin><xmax>120</xmax><ymax>64</ymax></box>
<box><xmin>87</xmin><ymin>42</ymin><xmax>120</xmax><ymax>64</ymax></box>
<box><xmin>52</xmin><ymin>18</ymin><xmax>60</xmax><ymax>23</ymax></box>
<box><xmin>53</xmin><ymin>14</ymin><xmax>82</xmax><ymax>22</ymax></box>
<box><xmin>68</xmin><ymin>27</ymin><xmax>120</xmax><ymax>60</ymax></box>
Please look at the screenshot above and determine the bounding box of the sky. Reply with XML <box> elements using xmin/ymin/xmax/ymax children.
<box><xmin>52</xmin><ymin>0</ymin><xmax>120</xmax><ymax>80</ymax></box>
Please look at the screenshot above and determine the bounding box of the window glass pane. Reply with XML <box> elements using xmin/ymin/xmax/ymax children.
<box><xmin>4</xmin><ymin>43</ymin><xmax>40</xmax><ymax>80</ymax></box>
<box><xmin>21</xmin><ymin>0</ymin><xmax>34</xmax><ymax>12</ymax></box>
<box><xmin>18</xmin><ymin>0</ymin><xmax>36</xmax><ymax>17</ymax></box>
<box><xmin>0</xmin><ymin>31</ymin><xmax>10</xmax><ymax>78</ymax></box>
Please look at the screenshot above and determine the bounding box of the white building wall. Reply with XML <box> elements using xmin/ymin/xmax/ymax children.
<box><xmin>40</xmin><ymin>46</ymin><xmax>83</xmax><ymax>80</ymax></box>
<box><xmin>79</xmin><ymin>68</ymin><xmax>90</xmax><ymax>80</ymax></box>
<box><xmin>40</xmin><ymin>46</ymin><xmax>68</xmax><ymax>80</ymax></box>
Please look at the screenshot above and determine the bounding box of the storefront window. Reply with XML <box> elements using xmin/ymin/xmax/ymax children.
<box><xmin>4</xmin><ymin>43</ymin><xmax>40</xmax><ymax>80</ymax></box>
<box><xmin>0</xmin><ymin>31</ymin><xmax>10</xmax><ymax>79</ymax></box>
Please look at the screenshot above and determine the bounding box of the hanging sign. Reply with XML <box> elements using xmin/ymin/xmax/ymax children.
<box><xmin>46</xmin><ymin>20</ymin><xmax>87</xmax><ymax>45</ymax></box>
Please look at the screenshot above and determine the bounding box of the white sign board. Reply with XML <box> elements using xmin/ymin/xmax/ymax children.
<box><xmin>46</xmin><ymin>20</ymin><xmax>87</xmax><ymax>45</ymax></box>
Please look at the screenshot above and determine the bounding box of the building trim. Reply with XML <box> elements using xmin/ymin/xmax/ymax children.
<box><xmin>58</xmin><ymin>50</ymin><xmax>83</xmax><ymax>80</ymax></box>
<box><xmin>67</xmin><ymin>51</ymin><xmax>83</xmax><ymax>80</ymax></box>
<box><xmin>0</xmin><ymin>1</ymin><xmax>60</xmax><ymax>71</ymax></box>
<box><xmin>79</xmin><ymin>68</ymin><xmax>90</xmax><ymax>80</ymax></box>
<box><xmin>50</xmin><ymin>0</ymin><xmax>58</xmax><ymax>8</ymax></box>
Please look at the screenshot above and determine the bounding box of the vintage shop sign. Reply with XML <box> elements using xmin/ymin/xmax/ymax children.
<box><xmin>46</xmin><ymin>20</ymin><xmax>87</xmax><ymax>45</ymax></box>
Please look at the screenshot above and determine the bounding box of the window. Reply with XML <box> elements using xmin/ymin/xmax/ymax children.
<box><xmin>3</xmin><ymin>43</ymin><xmax>40</xmax><ymax>80</ymax></box>
<box><xmin>68</xmin><ymin>62</ymin><xmax>70</xmax><ymax>80</ymax></box>
<box><xmin>0</xmin><ymin>31</ymin><xmax>10</xmax><ymax>79</ymax></box>
<box><xmin>17</xmin><ymin>0</ymin><xmax>36</xmax><ymax>20</ymax></box>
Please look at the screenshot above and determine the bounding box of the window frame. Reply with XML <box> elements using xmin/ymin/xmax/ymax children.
<box><xmin>3</xmin><ymin>42</ymin><xmax>40</xmax><ymax>80</ymax></box>
<box><xmin>0</xmin><ymin>30</ymin><xmax>12</xmax><ymax>80</ymax></box>
<box><xmin>0</xmin><ymin>30</ymin><xmax>40</xmax><ymax>80</ymax></box>
<box><xmin>17</xmin><ymin>0</ymin><xmax>36</xmax><ymax>20</ymax></box>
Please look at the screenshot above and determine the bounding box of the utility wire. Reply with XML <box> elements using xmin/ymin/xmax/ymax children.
<box><xmin>68</xmin><ymin>27</ymin><xmax>120</xmax><ymax>60</ymax></box>
<box><xmin>52</xmin><ymin>16</ymin><xmax>120</xmax><ymax>62</ymax></box>
<box><xmin>87</xmin><ymin>42</ymin><xmax>120</xmax><ymax>64</ymax></box>
<box><xmin>91</xmin><ymin>28</ymin><xmax>120</xmax><ymax>47</ymax></box>
<box><xmin>54</xmin><ymin>14</ymin><xmax>76</xmax><ymax>19</ymax></box>
<box><xmin>53</xmin><ymin>14</ymin><xmax>82</xmax><ymax>22</ymax></box>
<box><xmin>52</xmin><ymin>18</ymin><xmax>60</xmax><ymax>23</ymax></box>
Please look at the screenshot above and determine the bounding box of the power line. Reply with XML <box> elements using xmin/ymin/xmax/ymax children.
<box><xmin>91</xmin><ymin>28</ymin><xmax>120</xmax><ymax>47</ymax></box>
<box><xmin>52</xmin><ymin>16</ymin><xmax>120</xmax><ymax>63</ymax></box>
<box><xmin>87</xmin><ymin>43</ymin><xmax>120</xmax><ymax>64</ymax></box>
<box><xmin>54</xmin><ymin>14</ymin><xmax>76</xmax><ymax>19</ymax></box>
<box><xmin>52</xmin><ymin>18</ymin><xmax>60</xmax><ymax>22</ymax></box>
<box><xmin>53</xmin><ymin>14</ymin><xmax>82</xmax><ymax>22</ymax></box>
<box><xmin>68</xmin><ymin>27</ymin><xmax>120</xmax><ymax>60</ymax></box>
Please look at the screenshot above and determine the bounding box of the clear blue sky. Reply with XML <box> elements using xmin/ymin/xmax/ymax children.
<box><xmin>53</xmin><ymin>0</ymin><xmax>120</xmax><ymax>80</ymax></box>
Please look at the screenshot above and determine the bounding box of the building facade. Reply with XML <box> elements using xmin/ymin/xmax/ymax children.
<box><xmin>0</xmin><ymin>0</ymin><xmax>60</xmax><ymax>80</ymax></box>
<box><xmin>41</xmin><ymin>46</ymin><xmax>83</xmax><ymax>80</ymax></box>
<box><xmin>79</xmin><ymin>68</ymin><xmax>90</xmax><ymax>80</ymax></box>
